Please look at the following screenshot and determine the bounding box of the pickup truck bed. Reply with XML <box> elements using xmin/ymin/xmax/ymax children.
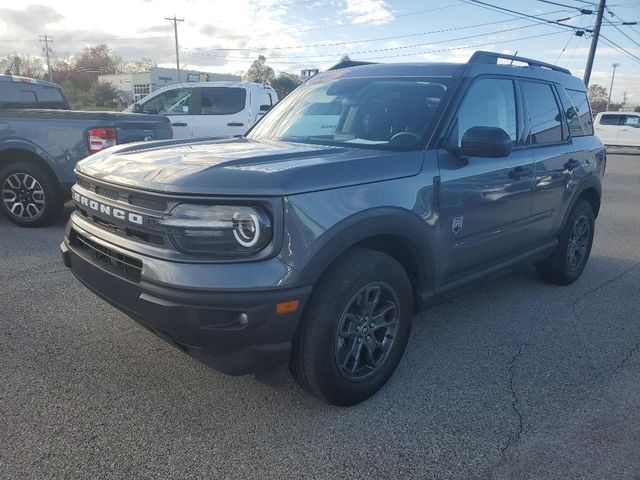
<box><xmin>0</xmin><ymin>109</ymin><xmax>172</xmax><ymax>226</ymax></box>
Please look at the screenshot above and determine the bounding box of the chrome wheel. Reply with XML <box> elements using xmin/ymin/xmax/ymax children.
<box><xmin>335</xmin><ymin>282</ymin><xmax>399</xmax><ymax>381</ymax></box>
<box><xmin>567</xmin><ymin>214</ymin><xmax>590</xmax><ymax>272</ymax></box>
<box><xmin>2</xmin><ymin>173</ymin><xmax>45</xmax><ymax>219</ymax></box>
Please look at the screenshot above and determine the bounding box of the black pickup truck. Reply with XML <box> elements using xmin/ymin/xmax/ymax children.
<box><xmin>0</xmin><ymin>75</ymin><xmax>172</xmax><ymax>226</ymax></box>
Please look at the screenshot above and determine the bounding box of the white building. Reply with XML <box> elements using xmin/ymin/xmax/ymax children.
<box><xmin>98</xmin><ymin>67</ymin><xmax>241</xmax><ymax>104</ymax></box>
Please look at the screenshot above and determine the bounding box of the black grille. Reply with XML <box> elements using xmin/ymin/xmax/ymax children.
<box><xmin>128</xmin><ymin>195</ymin><xmax>167</xmax><ymax>212</ymax></box>
<box><xmin>95</xmin><ymin>185</ymin><xmax>120</xmax><ymax>201</ymax></box>
<box><xmin>70</xmin><ymin>230</ymin><xmax>142</xmax><ymax>282</ymax></box>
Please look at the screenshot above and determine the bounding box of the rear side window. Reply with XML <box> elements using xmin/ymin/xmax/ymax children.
<box><xmin>0</xmin><ymin>82</ymin><xmax>66</xmax><ymax>109</ymax></box>
<box><xmin>557</xmin><ymin>87</ymin><xmax>587</xmax><ymax>137</ymax></box>
<box><xmin>566</xmin><ymin>89</ymin><xmax>593</xmax><ymax>135</ymax></box>
<box><xmin>199</xmin><ymin>87</ymin><xmax>247</xmax><ymax>115</ymax></box>
<box><xmin>623</xmin><ymin>115</ymin><xmax>640</xmax><ymax>126</ymax></box>
<box><xmin>454</xmin><ymin>78</ymin><xmax>517</xmax><ymax>146</ymax></box>
<box><xmin>522</xmin><ymin>82</ymin><xmax>563</xmax><ymax>145</ymax></box>
<box><xmin>599</xmin><ymin>114</ymin><xmax>623</xmax><ymax>126</ymax></box>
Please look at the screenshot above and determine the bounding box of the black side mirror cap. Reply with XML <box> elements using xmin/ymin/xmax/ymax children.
<box><xmin>133</xmin><ymin>103</ymin><xmax>143</xmax><ymax>113</ymax></box>
<box><xmin>448</xmin><ymin>126</ymin><xmax>513</xmax><ymax>158</ymax></box>
<box><xmin>259</xmin><ymin>104</ymin><xmax>272</xmax><ymax>112</ymax></box>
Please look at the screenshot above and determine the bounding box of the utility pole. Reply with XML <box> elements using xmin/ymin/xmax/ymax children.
<box><xmin>583</xmin><ymin>0</ymin><xmax>606</xmax><ymax>87</ymax></box>
<box><xmin>605</xmin><ymin>62</ymin><xmax>619</xmax><ymax>111</ymax></box>
<box><xmin>39</xmin><ymin>35</ymin><xmax>53</xmax><ymax>82</ymax></box>
<box><xmin>622</xmin><ymin>91</ymin><xmax>628</xmax><ymax>108</ymax></box>
<box><xmin>165</xmin><ymin>16</ymin><xmax>184</xmax><ymax>83</ymax></box>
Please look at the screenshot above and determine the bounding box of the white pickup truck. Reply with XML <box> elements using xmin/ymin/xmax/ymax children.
<box><xmin>594</xmin><ymin>111</ymin><xmax>640</xmax><ymax>147</ymax></box>
<box><xmin>127</xmin><ymin>82</ymin><xmax>278</xmax><ymax>139</ymax></box>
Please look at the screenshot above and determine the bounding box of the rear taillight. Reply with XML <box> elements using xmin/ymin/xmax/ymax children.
<box><xmin>87</xmin><ymin>127</ymin><xmax>117</xmax><ymax>154</ymax></box>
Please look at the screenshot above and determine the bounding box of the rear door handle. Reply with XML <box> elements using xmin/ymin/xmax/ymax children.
<box><xmin>564</xmin><ymin>159</ymin><xmax>581</xmax><ymax>170</ymax></box>
<box><xmin>171</xmin><ymin>122</ymin><xmax>188</xmax><ymax>127</ymax></box>
<box><xmin>227</xmin><ymin>122</ymin><xmax>244</xmax><ymax>127</ymax></box>
<box><xmin>508</xmin><ymin>166</ymin><xmax>532</xmax><ymax>180</ymax></box>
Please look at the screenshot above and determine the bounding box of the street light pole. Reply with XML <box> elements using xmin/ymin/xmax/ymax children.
<box><xmin>605</xmin><ymin>63</ymin><xmax>619</xmax><ymax>111</ymax></box>
<box><xmin>165</xmin><ymin>15</ymin><xmax>184</xmax><ymax>83</ymax></box>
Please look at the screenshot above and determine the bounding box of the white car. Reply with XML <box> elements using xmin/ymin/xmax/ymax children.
<box><xmin>127</xmin><ymin>82</ymin><xmax>278</xmax><ymax>139</ymax></box>
<box><xmin>594</xmin><ymin>111</ymin><xmax>640</xmax><ymax>147</ymax></box>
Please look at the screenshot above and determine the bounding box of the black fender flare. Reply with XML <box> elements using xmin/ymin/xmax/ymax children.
<box><xmin>296</xmin><ymin>207</ymin><xmax>438</xmax><ymax>299</ymax></box>
<box><xmin>0</xmin><ymin>139</ymin><xmax>57</xmax><ymax>173</ymax></box>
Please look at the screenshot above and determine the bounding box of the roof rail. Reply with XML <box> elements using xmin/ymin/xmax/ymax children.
<box><xmin>327</xmin><ymin>60</ymin><xmax>378</xmax><ymax>71</ymax></box>
<box><xmin>468</xmin><ymin>51</ymin><xmax>571</xmax><ymax>75</ymax></box>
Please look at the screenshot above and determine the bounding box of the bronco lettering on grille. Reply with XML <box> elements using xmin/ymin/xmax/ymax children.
<box><xmin>73</xmin><ymin>191</ymin><xmax>143</xmax><ymax>225</ymax></box>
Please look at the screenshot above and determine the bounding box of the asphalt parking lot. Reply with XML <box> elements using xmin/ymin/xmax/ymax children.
<box><xmin>1</xmin><ymin>152</ymin><xmax>639</xmax><ymax>480</ymax></box>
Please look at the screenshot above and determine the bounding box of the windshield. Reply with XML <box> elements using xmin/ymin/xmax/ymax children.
<box><xmin>247</xmin><ymin>76</ymin><xmax>451</xmax><ymax>150</ymax></box>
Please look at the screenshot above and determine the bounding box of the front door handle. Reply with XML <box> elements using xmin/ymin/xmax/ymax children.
<box><xmin>564</xmin><ymin>159</ymin><xmax>581</xmax><ymax>170</ymax></box>
<box><xmin>171</xmin><ymin>122</ymin><xmax>188</xmax><ymax>127</ymax></box>
<box><xmin>508</xmin><ymin>166</ymin><xmax>531</xmax><ymax>180</ymax></box>
<box><xmin>227</xmin><ymin>122</ymin><xmax>244</xmax><ymax>127</ymax></box>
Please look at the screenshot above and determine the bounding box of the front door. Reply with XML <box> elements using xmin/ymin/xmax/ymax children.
<box><xmin>618</xmin><ymin>114</ymin><xmax>640</xmax><ymax>146</ymax></box>
<box><xmin>438</xmin><ymin>77</ymin><xmax>535</xmax><ymax>281</ymax></box>
<box><xmin>139</xmin><ymin>87</ymin><xmax>194</xmax><ymax>139</ymax></box>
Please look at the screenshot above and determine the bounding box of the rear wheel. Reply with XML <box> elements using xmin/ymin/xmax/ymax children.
<box><xmin>291</xmin><ymin>248</ymin><xmax>413</xmax><ymax>406</ymax></box>
<box><xmin>0</xmin><ymin>162</ymin><xmax>61</xmax><ymax>227</ymax></box>
<box><xmin>537</xmin><ymin>199</ymin><xmax>595</xmax><ymax>285</ymax></box>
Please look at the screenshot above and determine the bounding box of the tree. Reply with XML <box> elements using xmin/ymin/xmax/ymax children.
<box><xmin>245</xmin><ymin>55</ymin><xmax>275</xmax><ymax>84</ymax></box>
<box><xmin>588</xmin><ymin>84</ymin><xmax>609</xmax><ymax>115</ymax></box>
<box><xmin>90</xmin><ymin>82</ymin><xmax>119</xmax><ymax>107</ymax></box>
<box><xmin>119</xmin><ymin>58</ymin><xmax>156</xmax><ymax>74</ymax></box>
<box><xmin>0</xmin><ymin>54</ymin><xmax>45</xmax><ymax>78</ymax></box>
<box><xmin>635</xmin><ymin>106</ymin><xmax>640</xmax><ymax>113</ymax></box>
<box><xmin>271</xmin><ymin>72</ymin><xmax>302</xmax><ymax>99</ymax></box>
<box><xmin>340</xmin><ymin>54</ymin><xmax>351</xmax><ymax>62</ymax></box>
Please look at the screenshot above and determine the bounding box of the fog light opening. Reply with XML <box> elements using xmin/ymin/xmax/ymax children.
<box><xmin>238</xmin><ymin>312</ymin><xmax>249</xmax><ymax>326</ymax></box>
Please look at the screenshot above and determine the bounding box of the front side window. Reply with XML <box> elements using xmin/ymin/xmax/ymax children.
<box><xmin>453</xmin><ymin>78</ymin><xmax>517</xmax><ymax>146</ymax></box>
<box><xmin>522</xmin><ymin>81</ymin><xmax>563</xmax><ymax>145</ymax></box>
<box><xmin>141</xmin><ymin>88</ymin><xmax>192</xmax><ymax>115</ymax></box>
<box><xmin>247</xmin><ymin>76</ymin><xmax>450</xmax><ymax>150</ymax></box>
<box><xmin>199</xmin><ymin>87</ymin><xmax>247</xmax><ymax>115</ymax></box>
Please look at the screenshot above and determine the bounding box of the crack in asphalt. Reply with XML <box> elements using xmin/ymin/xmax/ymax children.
<box><xmin>501</xmin><ymin>344</ymin><xmax>526</xmax><ymax>458</ymax></box>
<box><xmin>616</xmin><ymin>342</ymin><xmax>640</xmax><ymax>372</ymax></box>
<box><xmin>571</xmin><ymin>263</ymin><xmax>640</xmax><ymax>321</ymax></box>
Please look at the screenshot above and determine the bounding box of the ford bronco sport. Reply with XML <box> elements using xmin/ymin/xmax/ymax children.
<box><xmin>61</xmin><ymin>52</ymin><xmax>604</xmax><ymax>406</ymax></box>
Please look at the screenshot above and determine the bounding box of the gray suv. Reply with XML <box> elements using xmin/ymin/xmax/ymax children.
<box><xmin>61</xmin><ymin>52</ymin><xmax>605</xmax><ymax>405</ymax></box>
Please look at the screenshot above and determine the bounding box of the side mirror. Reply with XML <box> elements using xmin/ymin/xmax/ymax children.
<box><xmin>133</xmin><ymin>102</ymin><xmax>143</xmax><ymax>113</ymax></box>
<box><xmin>449</xmin><ymin>126</ymin><xmax>512</xmax><ymax>158</ymax></box>
<box><xmin>259</xmin><ymin>104</ymin><xmax>272</xmax><ymax>112</ymax></box>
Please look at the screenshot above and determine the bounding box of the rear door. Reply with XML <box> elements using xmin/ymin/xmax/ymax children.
<box><xmin>618</xmin><ymin>114</ymin><xmax>640</xmax><ymax>146</ymax></box>
<box><xmin>191</xmin><ymin>86</ymin><xmax>249</xmax><ymax>137</ymax></box>
<box><xmin>522</xmin><ymin>81</ymin><xmax>584</xmax><ymax>241</ymax></box>
<box><xmin>139</xmin><ymin>87</ymin><xmax>194</xmax><ymax>139</ymax></box>
<box><xmin>437</xmin><ymin>77</ymin><xmax>536</xmax><ymax>281</ymax></box>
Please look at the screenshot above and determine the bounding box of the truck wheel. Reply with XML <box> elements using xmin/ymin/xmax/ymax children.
<box><xmin>536</xmin><ymin>199</ymin><xmax>595</xmax><ymax>285</ymax></box>
<box><xmin>0</xmin><ymin>162</ymin><xmax>61</xmax><ymax>227</ymax></box>
<box><xmin>291</xmin><ymin>248</ymin><xmax>413</xmax><ymax>406</ymax></box>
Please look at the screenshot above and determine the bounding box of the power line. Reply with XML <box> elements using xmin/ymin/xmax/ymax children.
<box><xmin>600</xmin><ymin>33</ymin><xmax>640</xmax><ymax>63</ymax></box>
<box><xmin>604</xmin><ymin>17</ymin><xmax>640</xmax><ymax>48</ymax></box>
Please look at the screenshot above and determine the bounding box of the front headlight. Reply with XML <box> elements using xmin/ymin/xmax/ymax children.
<box><xmin>153</xmin><ymin>204</ymin><xmax>272</xmax><ymax>255</ymax></box>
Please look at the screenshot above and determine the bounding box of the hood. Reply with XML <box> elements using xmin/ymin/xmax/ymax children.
<box><xmin>76</xmin><ymin>137</ymin><xmax>423</xmax><ymax>196</ymax></box>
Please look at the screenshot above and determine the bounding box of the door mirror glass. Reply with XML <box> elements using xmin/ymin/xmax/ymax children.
<box><xmin>450</xmin><ymin>126</ymin><xmax>512</xmax><ymax>158</ymax></box>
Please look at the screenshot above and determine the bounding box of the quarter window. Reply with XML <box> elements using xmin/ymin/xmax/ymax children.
<box><xmin>454</xmin><ymin>78</ymin><xmax>517</xmax><ymax>146</ymax></box>
<box><xmin>567</xmin><ymin>89</ymin><xmax>593</xmax><ymax>135</ymax></box>
<box><xmin>522</xmin><ymin>82</ymin><xmax>563</xmax><ymax>144</ymax></box>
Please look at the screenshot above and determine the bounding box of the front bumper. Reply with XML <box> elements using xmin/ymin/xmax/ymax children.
<box><xmin>61</xmin><ymin>224</ymin><xmax>312</xmax><ymax>376</ymax></box>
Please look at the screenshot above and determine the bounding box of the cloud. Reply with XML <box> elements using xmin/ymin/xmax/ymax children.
<box><xmin>0</xmin><ymin>4</ymin><xmax>64</xmax><ymax>32</ymax></box>
<box><xmin>344</xmin><ymin>0</ymin><xmax>393</xmax><ymax>25</ymax></box>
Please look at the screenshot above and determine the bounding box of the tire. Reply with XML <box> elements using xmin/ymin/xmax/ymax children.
<box><xmin>0</xmin><ymin>161</ymin><xmax>62</xmax><ymax>227</ymax></box>
<box><xmin>290</xmin><ymin>248</ymin><xmax>413</xmax><ymax>406</ymax></box>
<box><xmin>536</xmin><ymin>199</ymin><xmax>595</xmax><ymax>285</ymax></box>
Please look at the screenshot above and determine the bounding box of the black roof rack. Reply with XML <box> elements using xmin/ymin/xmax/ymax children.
<box><xmin>327</xmin><ymin>60</ymin><xmax>378</xmax><ymax>71</ymax></box>
<box><xmin>468</xmin><ymin>51</ymin><xmax>571</xmax><ymax>75</ymax></box>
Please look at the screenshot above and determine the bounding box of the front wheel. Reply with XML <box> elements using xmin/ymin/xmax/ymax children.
<box><xmin>290</xmin><ymin>248</ymin><xmax>413</xmax><ymax>406</ymax></box>
<box><xmin>0</xmin><ymin>162</ymin><xmax>61</xmax><ymax>227</ymax></box>
<box><xmin>537</xmin><ymin>199</ymin><xmax>595</xmax><ymax>285</ymax></box>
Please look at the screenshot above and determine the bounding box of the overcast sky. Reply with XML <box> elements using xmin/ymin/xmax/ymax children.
<box><xmin>0</xmin><ymin>0</ymin><xmax>638</xmax><ymax>103</ymax></box>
